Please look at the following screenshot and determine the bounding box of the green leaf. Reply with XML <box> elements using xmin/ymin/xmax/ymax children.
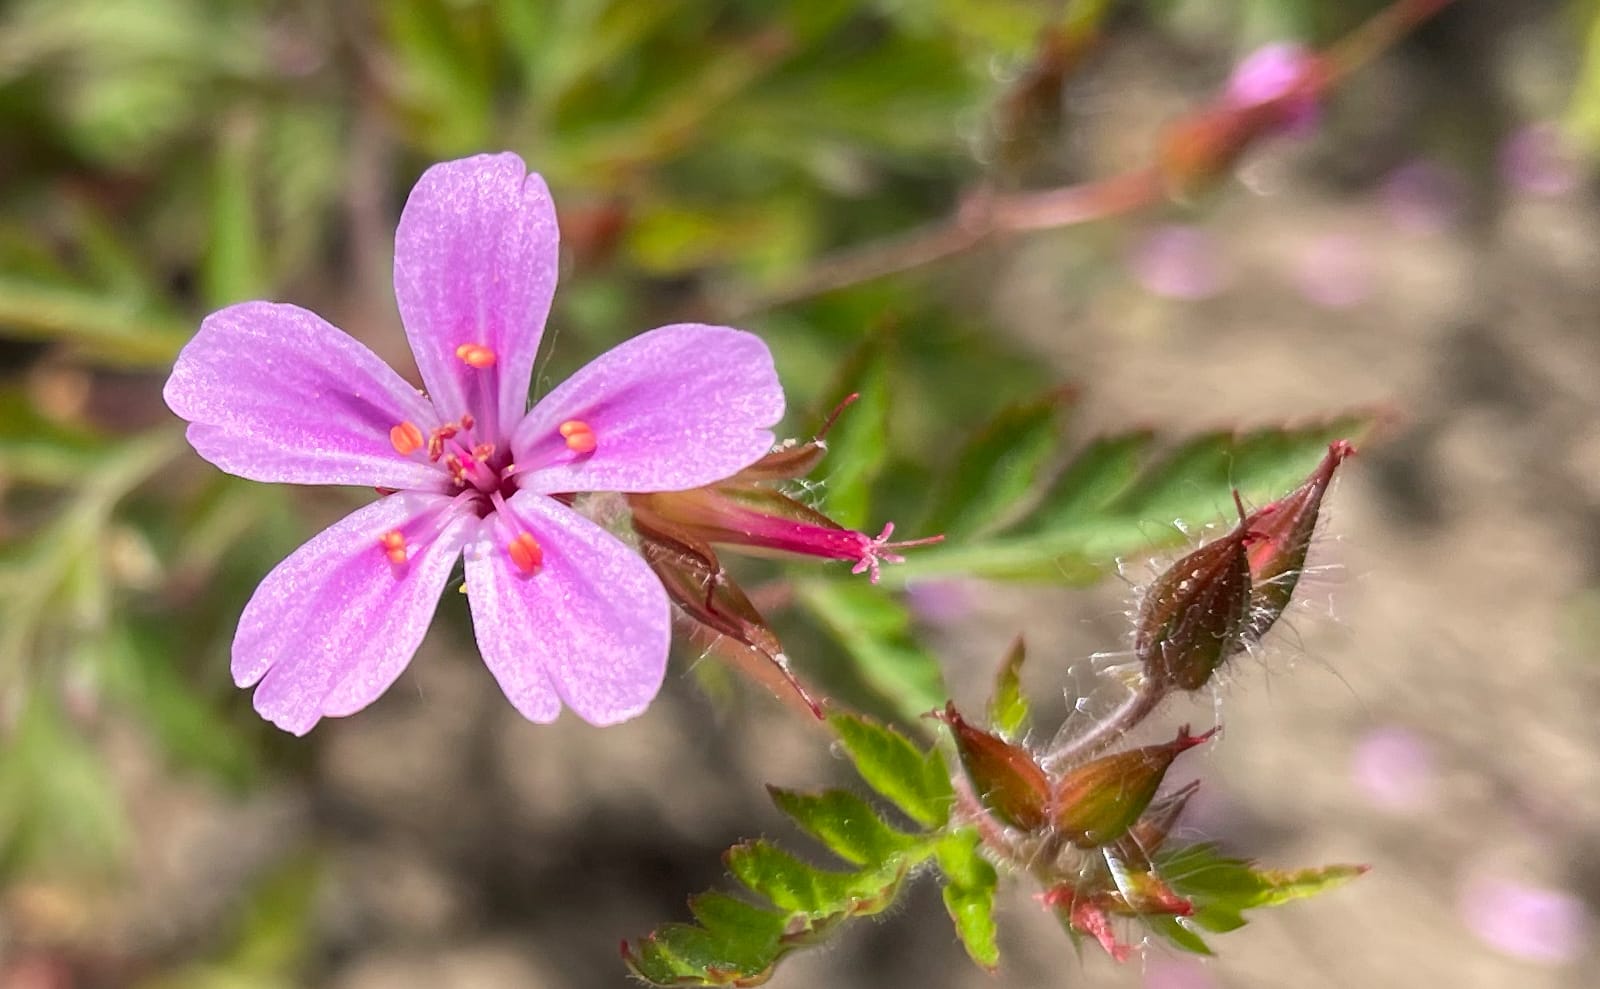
<box><xmin>727</xmin><ymin>841</ymin><xmax>909</xmax><ymax>918</ymax></box>
<box><xmin>1157</xmin><ymin>843</ymin><xmax>1368</xmax><ymax>939</ymax></box>
<box><xmin>0</xmin><ymin>274</ymin><xmax>189</xmax><ymax>368</ymax></box>
<box><xmin>628</xmin><ymin>712</ymin><xmax>979</xmax><ymax>985</ymax></box>
<box><xmin>0</xmin><ymin>386</ymin><xmax>111</xmax><ymax>486</ymax></box>
<box><xmin>815</xmin><ymin>335</ymin><xmax>892</xmax><ymax>531</ymax></box>
<box><xmin>987</xmin><ymin>635</ymin><xmax>1029</xmax><ymax>741</ymax></box>
<box><xmin>920</xmin><ymin>388</ymin><xmax>1073</xmax><ymax>539</ymax></box>
<box><xmin>797</xmin><ymin>579</ymin><xmax>946</xmax><ymax>725</ymax></box>
<box><xmin>826</xmin><ymin>711</ymin><xmax>953</xmax><ymax>829</ymax></box>
<box><xmin>935</xmin><ymin>828</ymin><xmax>1000</xmax><ymax>969</ymax></box>
<box><xmin>768</xmin><ymin>787</ymin><xmax>922</xmax><ymax>866</ymax></box>
<box><xmin>880</xmin><ymin>416</ymin><xmax>1373</xmax><ymax>585</ymax></box>
<box><xmin>201</xmin><ymin>119</ymin><xmax>266</xmax><ymax>307</ymax></box>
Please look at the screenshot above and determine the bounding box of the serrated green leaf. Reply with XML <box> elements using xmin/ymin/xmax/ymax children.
<box><xmin>987</xmin><ymin>635</ymin><xmax>1029</xmax><ymax>741</ymax></box>
<box><xmin>815</xmin><ymin>336</ymin><xmax>891</xmax><ymax>531</ymax></box>
<box><xmin>1026</xmin><ymin>431</ymin><xmax>1156</xmax><ymax>532</ymax></box>
<box><xmin>920</xmin><ymin>388</ymin><xmax>1072</xmax><ymax>539</ymax></box>
<box><xmin>826</xmin><ymin>711</ymin><xmax>952</xmax><ymax>829</ymax></box>
<box><xmin>935</xmin><ymin>829</ymin><xmax>1000</xmax><ymax>969</ymax></box>
<box><xmin>726</xmin><ymin>840</ymin><xmax>907</xmax><ymax>918</ymax></box>
<box><xmin>687</xmin><ymin>892</ymin><xmax>789</xmax><ymax>942</ymax></box>
<box><xmin>1158</xmin><ymin>843</ymin><xmax>1367</xmax><ymax>936</ymax></box>
<box><xmin>797</xmin><ymin>579</ymin><xmax>946</xmax><ymax>724</ymax></box>
<box><xmin>767</xmin><ymin>787</ymin><xmax>923</xmax><ymax>866</ymax></box>
<box><xmin>880</xmin><ymin>417</ymin><xmax>1372</xmax><ymax>585</ymax></box>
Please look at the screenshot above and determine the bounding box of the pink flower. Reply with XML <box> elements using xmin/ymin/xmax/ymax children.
<box><xmin>1225</xmin><ymin>42</ymin><xmax>1321</xmax><ymax>137</ymax></box>
<box><xmin>1459</xmin><ymin>874</ymin><xmax>1591</xmax><ymax>965</ymax></box>
<box><xmin>164</xmin><ymin>154</ymin><xmax>784</xmax><ymax>734</ymax></box>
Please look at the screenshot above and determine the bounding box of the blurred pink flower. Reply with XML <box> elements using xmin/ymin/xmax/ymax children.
<box><xmin>1293</xmin><ymin>232</ymin><xmax>1374</xmax><ymax>310</ymax></box>
<box><xmin>1130</xmin><ymin>225</ymin><xmax>1227</xmax><ymax>300</ymax></box>
<box><xmin>1381</xmin><ymin>159</ymin><xmax>1467</xmax><ymax>235</ymax></box>
<box><xmin>165</xmin><ymin>153</ymin><xmax>785</xmax><ymax>734</ymax></box>
<box><xmin>1350</xmin><ymin>725</ymin><xmax>1436</xmax><ymax>813</ymax></box>
<box><xmin>904</xmin><ymin>578</ymin><xmax>976</xmax><ymax>626</ymax></box>
<box><xmin>1499</xmin><ymin>123</ymin><xmax>1583</xmax><ymax>198</ymax></box>
<box><xmin>1459</xmin><ymin>874</ymin><xmax>1591</xmax><ymax>965</ymax></box>
<box><xmin>1225</xmin><ymin>42</ymin><xmax>1320</xmax><ymax>137</ymax></box>
<box><xmin>1143</xmin><ymin>951</ymin><xmax>1220</xmax><ymax>989</ymax></box>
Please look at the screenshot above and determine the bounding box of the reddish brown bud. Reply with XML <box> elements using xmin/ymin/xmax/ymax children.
<box><xmin>1135</xmin><ymin>521</ymin><xmax>1253</xmax><ymax>692</ymax></box>
<box><xmin>937</xmin><ymin>703</ymin><xmax>1051</xmax><ymax>831</ymax></box>
<box><xmin>1242</xmin><ymin>440</ymin><xmax>1354</xmax><ymax>641</ymax></box>
<box><xmin>1052</xmin><ymin>726</ymin><xmax>1216</xmax><ymax>848</ymax></box>
<box><xmin>631</xmin><ymin>502</ymin><xmax>823</xmax><ymax>718</ymax></box>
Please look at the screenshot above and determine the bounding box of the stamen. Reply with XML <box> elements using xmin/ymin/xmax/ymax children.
<box><xmin>508</xmin><ymin>531</ymin><xmax>544</xmax><ymax>575</ymax></box>
<box><xmin>379</xmin><ymin>529</ymin><xmax>409</xmax><ymax>565</ymax></box>
<box><xmin>559</xmin><ymin>419</ymin><xmax>598</xmax><ymax>454</ymax></box>
<box><xmin>472</xmin><ymin>442</ymin><xmax>495</xmax><ymax>462</ymax></box>
<box><xmin>427</xmin><ymin>423</ymin><xmax>459</xmax><ymax>462</ymax></box>
<box><xmin>455</xmin><ymin>343</ymin><xmax>497</xmax><ymax>368</ymax></box>
<box><xmin>389</xmin><ymin>421</ymin><xmax>424</xmax><ymax>455</ymax></box>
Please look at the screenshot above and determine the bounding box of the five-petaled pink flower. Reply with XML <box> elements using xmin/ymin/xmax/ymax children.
<box><xmin>164</xmin><ymin>153</ymin><xmax>785</xmax><ymax>735</ymax></box>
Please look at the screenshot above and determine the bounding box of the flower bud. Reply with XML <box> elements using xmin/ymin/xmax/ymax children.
<box><xmin>631</xmin><ymin>503</ymin><xmax>823</xmax><ymax>718</ymax></box>
<box><xmin>1052</xmin><ymin>725</ymin><xmax>1216</xmax><ymax>848</ymax></box>
<box><xmin>1135</xmin><ymin>522</ymin><xmax>1253</xmax><ymax>692</ymax></box>
<box><xmin>1243</xmin><ymin>440</ymin><xmax>1353</xmax><ymax>641</ymax></box>
<box><xmin>936</xmin><ymin>702</ymin><xmax>1051</xmax><ymax>831</ymax></box>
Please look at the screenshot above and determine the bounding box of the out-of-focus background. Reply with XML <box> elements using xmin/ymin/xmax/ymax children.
<box><xmin>2</xmin><ymin>0</ymin><xmax>1598</xmax><ymax>986</ymax></box>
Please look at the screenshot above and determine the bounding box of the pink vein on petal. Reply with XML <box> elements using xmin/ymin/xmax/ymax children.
<box><xmin>235</xmin><ymin>493</ymin><xmax>471</xmax><ymax>735</ymax></box>
<box><xmin>163</xmin><ymin>302</ymin><xmax>446</xmax><ymax>491</ymax></box>
<box><xmin>463</xmin><ymin>490</ymin><xmax>671</xmax><ymax>726</ymax></box>
<box><xmin>393</xmin><ymin>153</ymin><xmax>560</xmax><ymax>441</ymax></box>
<box><xmin>511</xmin><ymin>323</ymin><xmax>784</xmax><ymax>495</ymax></box>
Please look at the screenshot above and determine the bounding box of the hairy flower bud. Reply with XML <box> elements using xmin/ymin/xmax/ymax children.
<box><xmin>1052</xmin><ymin>726</ymin><xmax>1216</xmax><ymax>848</ymax></box>
<box><xmin>1135</xmin><ymin>521</ymin><xmax>1253</xmax><ymax>692</ymax></box>
<box><xmin>1243</xmin><ymin>440</ymin><xmax>1354</xmax><ymax>641</ymax></box>
<box><xmin>937</xmin><ymin>703</ymin><xmax>1051</xmax><ymax>831</ymax></box>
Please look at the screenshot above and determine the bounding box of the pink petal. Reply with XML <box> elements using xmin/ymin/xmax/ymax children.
<box><xmin>511</xmin><ymin>324</ymin><xmax>783</xmax><ymax>494</ymax></box>
<box><xmin>393</xmin><ymin>153</ymin><xmax>559</xmax><ymax>439</ymax></box>
<box><xmin>165</xmin><ymin>303</ymin><xmax>446</xmax><ymax>490</ymax></box>
<box><xmin>235</xmin><ymin>493</ymin><xmax>471</xmax><ymax>735</ymax></box>
<box><xmin>463</xmin><ymin>491</ymin><xmax>671</xmax><ymax>725</ymax></box>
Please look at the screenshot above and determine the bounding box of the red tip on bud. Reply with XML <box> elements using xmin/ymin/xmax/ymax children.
<box><xmin>936</xmin><ymin>702</ymin><xmax>1051</xmax><ymax>831</ymax></box>
<box><xmin>1051</xmin><ymin>725</ymin><xmax>1217</xmax><ymax>848</ymax></box>
<box><xmin>1242</xmin><ymin>439</ymin><xmax>1354</xmax><ymax>641</ymax></box>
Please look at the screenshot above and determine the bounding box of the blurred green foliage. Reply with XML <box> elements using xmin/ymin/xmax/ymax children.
<box><xmin>0</xmin><ymin>0</ymin><xmax>1567</xmax><ymax>982</ymax></box>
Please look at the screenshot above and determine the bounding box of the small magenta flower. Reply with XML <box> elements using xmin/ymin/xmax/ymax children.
<box><xmin>163</xmin><ymin>153</ymin><xmax>784</xmax><ymax>734</ymax></box>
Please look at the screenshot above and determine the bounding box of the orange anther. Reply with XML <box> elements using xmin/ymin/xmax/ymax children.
<box><xmin>455</xmin><ymin>343</ymin><xmax>497</xmax><ymax>368</ymax></box>
<box><xmin>380</xmin><ymin>529</ymin><xmax>408</xmax><ymax>565</ymax></box>
<box><xmin>559</xmin><ymin>419</ymin><xmax>597</xmax><ymax>454</ymax></box>
<box><xmin>472</xmin><ymin>442</ymin><xmax>495</xmax><ymax>462</ymax></box>
<box><xmin>389</xmin><ymin>421</ymin><xmax>424</xmax><ymax>455</ymax></box>
<box><xmin>508</xmin><ymin>531</ymin><xmax>543</xmax><ymax>575</ymax></box>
